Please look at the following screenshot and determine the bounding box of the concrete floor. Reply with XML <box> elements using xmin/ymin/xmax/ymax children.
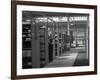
<box><xmin>45</xmin><ymin>47</ymin><xmax>89</xmax><ymax>68</ymax></box>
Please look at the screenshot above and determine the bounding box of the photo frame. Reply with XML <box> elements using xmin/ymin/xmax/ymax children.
<box><xmin>11</xmin><ymin>1</ymin><xmax>97</xmax><ymax>80</ymax></box>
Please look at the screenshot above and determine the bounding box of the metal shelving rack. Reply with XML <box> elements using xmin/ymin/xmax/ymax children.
<box><xmin>22</xmin><ymin>21</ymin><xmax>32</xmax><ymax>69</ymax></box>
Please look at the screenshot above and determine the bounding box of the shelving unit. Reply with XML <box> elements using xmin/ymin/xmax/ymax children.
<box><xmin>39</xmin><ymin>27</ymin><xmax>46</xmax><ymax>67</ymax></box>
<box><xmin>54</xmin><ymin>31</ymin><xmax>59</xmax><ymax>56</ymax></box>
<box><xmin>22</xmin><ymin>22</ymin><xmax>32</xmax><ymax>69</ymax></box>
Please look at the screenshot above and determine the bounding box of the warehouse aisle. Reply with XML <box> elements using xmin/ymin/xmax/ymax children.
<box><xmin>45</xmin><ymin>47</ymin><xmax>88</xmax><ymax>68</ymax></box>
<box><xmin>45</xmin><ymin>48</ymin><xmax>79</xmax><ymax>67</ymax></box>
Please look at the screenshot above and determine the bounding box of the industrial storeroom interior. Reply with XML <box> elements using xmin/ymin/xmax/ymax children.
<box><xmin>22</xmin><ymin>11</ymin><xmax>89</xmax><ymax>69</ymax></box>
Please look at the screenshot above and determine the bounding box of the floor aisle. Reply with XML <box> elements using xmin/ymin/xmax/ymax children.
<box><xmin>45</xmin><ymin>47</ymin><xmax>88</xmax><ymax>68</ymax></box>
<box><xmin>45</xmin><ymin>48</ymin><xmax>78</xmax><ymax>67</ymax></box>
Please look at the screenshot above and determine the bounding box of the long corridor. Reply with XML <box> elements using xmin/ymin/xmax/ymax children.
<box><xmin>45</xmin><ymin>47</ymin><xmax>89</xmax><ymax>68</ymax></box>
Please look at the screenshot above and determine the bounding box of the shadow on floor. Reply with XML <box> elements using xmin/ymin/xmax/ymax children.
<box><xmin>73</xmin><ymin>52</ymin><xmax>89</xmax><ymax>66</ymax></box>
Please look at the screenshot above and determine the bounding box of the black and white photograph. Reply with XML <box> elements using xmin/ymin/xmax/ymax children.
<box><xmin>22</xmin><ymin>11</ymin><xmax>89</xmax><ymax>69</ymax></box>
<box><xmin>11</xmin><ymin>1</ymin><xmax>97</xmax><ymax>79</ymax></box>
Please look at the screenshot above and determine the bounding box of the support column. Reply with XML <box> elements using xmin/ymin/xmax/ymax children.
<box><xmin>57</xmin><ymin>20</ymin><xmax>60</xmax><ymax>56</ymax></box>
<box><xmin>67</xmin><ymin>16</ymin><xmax>70</xmax><ymax>36</ymax></box>
<box><xmin>58</xmin><ymin>17</ymin><xmax>63</xmax><ymax>55</ymax></box>
<box><xmin>86</xmin><ymin>16</ymin><xmax>89</xmax><ymax>59</ymax></box>
<box><xmin>67</xmin><ymin>16</ymin><xmax>71</xmax><ymax>50</ymax></box>
<box><xmin>31</xmin><ymin>18</ymin><xmax>40</xmax><ymax>68</ymax></box>
<box><xmin>45</xmin><ymin>18</ymin><xmax>49</xmax><ymax>64</ymax></box>
<box><xmin>52</xmin><ymin>22</ymin><xmax>56</xmax><ymax>60</ymax></box>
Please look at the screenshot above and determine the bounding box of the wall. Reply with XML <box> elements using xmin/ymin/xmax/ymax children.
<box><xmin>0</xmin><ymin>0</ymin><xmax>99</xmax><ymax>80</ymax></box>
